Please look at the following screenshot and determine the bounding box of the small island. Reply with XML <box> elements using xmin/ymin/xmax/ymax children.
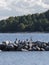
<box><xmin>0</xmin><ymin>38</ymin><xmax>49</xmax><ymax>51</ymax></box>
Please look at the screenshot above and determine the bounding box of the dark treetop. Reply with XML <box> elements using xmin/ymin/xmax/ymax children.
<box><xmin>0</xmin><ymin>10</ymin><xmax>49</xmax><ymax>32</ymax></box>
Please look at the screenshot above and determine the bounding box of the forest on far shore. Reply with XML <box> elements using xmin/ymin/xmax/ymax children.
<box><xmin>0</xmin><ymin>10</ymin><xmax>49</xmax><ymax>33</ymax></box>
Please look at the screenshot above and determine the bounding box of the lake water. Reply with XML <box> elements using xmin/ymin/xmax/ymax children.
<box><xmin>0</xmin><ymin>33</ymin><xmax>49</xmax><ymax>65</ymax></box>
<box><xmin>0</xmin><ymin>33</ymin><xmax>49</xmax><ymax>43</ymax></box>
<box><xmin>0</xmin><ymin>52</ymin><xmax>49</xmax><ymax>65</ymax></box>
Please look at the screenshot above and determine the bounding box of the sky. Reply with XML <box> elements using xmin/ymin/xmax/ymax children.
<box><xmin>0</xmin><ymin>0</ymin><xmax>49</xmax><ymax>20</ymax></box>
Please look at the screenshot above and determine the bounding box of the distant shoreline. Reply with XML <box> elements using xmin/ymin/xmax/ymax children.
<box><xmin>0</xmin><ymin>32</ymin><xmax>49</xmax><ymax>33</ymax></box>
<box><xmin>0</xmin><ymin>10</ymin><xmax>49</xmax><ymax>33</ymax></box>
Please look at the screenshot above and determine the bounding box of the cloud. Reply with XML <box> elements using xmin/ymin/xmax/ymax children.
<box><xmin>43</xmin><ymin>0</ymin><xmax>49</xmax><ymax>4</ymax></box>
<box><xmin>0</xmin><ymin>0</ymin><xmax>49</xmax><ymax>20</ymax></box>
<box><xmin>37</xmin><ymin>0</ymin><xmax>49</xmax><ymax>9</ymax></box>
<box><xmin>0</xmin><ymin>0</ymin><xmax>11</xmax><ymax>10</ymax></box>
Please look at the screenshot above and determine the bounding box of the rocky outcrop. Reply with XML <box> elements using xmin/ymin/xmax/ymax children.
<box><xmin>0</xmin><ymin>41</ymin><xmax>49</xmax><ymax>51</ymax></box>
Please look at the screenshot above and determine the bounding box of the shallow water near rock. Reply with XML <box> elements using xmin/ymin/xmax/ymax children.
<box><xmin>0</xmin><ymin>33</ymin><xmax>49</xmax><ymax>43</ymax></box>
<box><xmin>0</xmin><ymin>51</ymin><xmax>49</xmax><ymax>65</ymax></box>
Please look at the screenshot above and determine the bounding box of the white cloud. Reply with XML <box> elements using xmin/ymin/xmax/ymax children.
<box><xmin>0</xmin><ymin>0</ymin><xmax>49</xmax><ymax>20</ymax></box>
<box><xmin>43</xmin><ymin>0</ymin><xmax>49</xmax><ymax>4</ymax></box>
<box><xmin>0</xmin><ymin>16</ymin><xmax>9</xmax><ymax>20</ymax></box>
<box><xmin>0</xmin><ymin>0</ymin><xmax>11</xmax><ymax>10</ymax></box>
<box><xmin>36</xmin><ymin>0</ymin><xmax>49</xmax><ymax>9</ymax></box>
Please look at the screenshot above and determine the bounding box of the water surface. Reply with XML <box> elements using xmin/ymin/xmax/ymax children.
<box><xmin>0</xmin><ymin>52</ymin><xmax>49</xmax><ymax>65</ymax></box>
<box><xmin>0</xmin><ymin>33</ymin><xmax>49</xmax><ymax>43</ymax></box>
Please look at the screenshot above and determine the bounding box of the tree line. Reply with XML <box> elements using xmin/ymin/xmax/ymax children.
<box><xmin>0</xmin><ymin>10</ymin><xmax>49</xmax><ymax>32</ymax></box>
